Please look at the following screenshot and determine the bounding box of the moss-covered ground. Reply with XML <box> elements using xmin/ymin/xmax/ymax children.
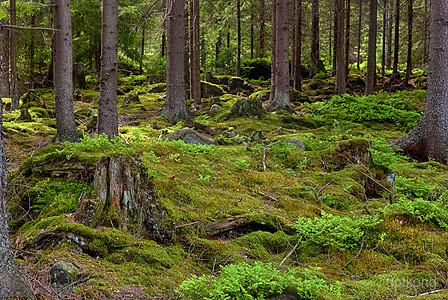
<box><xmin>6</xmin><ymin>71</ymin><xmax>448</xmax><ymax>299</ymax></box>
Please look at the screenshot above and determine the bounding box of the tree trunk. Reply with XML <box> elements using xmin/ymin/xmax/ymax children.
<box><xmin>184</xmin><ymin>4</ymin><xmax>190</xmax><ymax>89</ymax></box>
<box><xmin>161</xmin><ymin>27</ymin><xmax>166</xmax><ymax>57</ymax></box>
<box><xmin>250</xmin><ymin>8</ymin><xmax>254</xmax><ymax>60</ymax></box>
<box><xmin>236</xmin><ymin>0</ymin><xmax>241</xmax><ymax>76</ymax></box>
<box><xmin>0</xmin><ymin>3</ymin><xmax>9</xmax><ymax>99</ymax></box>
<box><xmin>30</xmin><ymin>3</ymin><xmax>36</xmax><ymax>89</ymax></box>
<box><xmin>164</xmin><ymin>0</ymin><xmax>188</xmax><ymax>124</ymax></box>
<box><xmin>336</xmin><ymin>0</ymin><xmax>346</xmax><ymax>94</ymax></box>
<box><xmin>365</xmin><ymin>0</ymin><xmax>377</xmax><ymax>95</ymax></box>
<box><xmin>258</xmin><ymin>0</ymin><xmax>265</xmax><ymax>57</ymax></box>
<box><xmin>293</xmin><ymin>0</ymin><xmax>302</xmax><ymax>91</ymax></box>
<box><xmin>392</xmin><ymin>0</ymin><xmax>400</xmax><ymax>76</ymax></box>
<box><xmin>54</xmin><ymin>0</ymin><xmax>79</xmax><ymax>143</ymax></box>
<box><xmin>98</xmin><ymin>0</ymin><xmax>119</xmax><ymax>137</ymax></box>
<box><xmin>216</xmin><ymin>31</ymin><xmax>222</xmax><ymax>59</ymax></box>
<box><xmin>345</xmin><ymin>0</ymin><xmax>350</xmax><ymax>77</ymax></box>
<box><xmin>310</xmin><ymin>0</ymin><xmax>320</xmax><ymax>75</ymax></box>
<box><xmin>140</xmin><ymin>28</ymin><xmax>145</xmax><ymax>73</ymax></box>
<box><xmin>269</xmin><ymin>0</ymin><xmax>277</xmax><ymax>102</ymax></box>
<box><xmin>422</xmin><ymin>0</ymin><xmax>428</xmax><ymax>65</ymax></box>
<box><xmin>405</xmin><ymin>0</ymin><xmax>413</xmax><ymax>84</ymax></box>
<box><xmin>385</xmin><ymin>0</ymin><xmax>392</xmax><ymax>70</ymax></box>
<box><xmin>381</xmin><ymin>0</ymin><xmax>386</xmax><ymax>75</ymax></box>
<box><xmin>191</xmin><ymin>0</ymin><xmax>201</xmax><ymax>106</ymax></box>
<box><xmin>0</xmin><ymin>104</ymin><xmax>35</xmax><ymax>298</ymax></box>
<box><xmin>333</xmin><ymin>0</ymin><xmax>338</xmax><ymax>73</ymax></box>
<box><xmin>268</xmin><ymin>0</ymin><xmax>290</xmax><ymax>111</ymax></box>
<box><xmin>10</xmin><ymin>0</ymin><xmax>18</xmax><ymax>110</ymax></box>
<box><xmin>329</xmin><ymin>18</ymin><xmax>332</xmax><ymax>67</ymax></box>
<box><xmin>357</xmin><ymin>0</ymin><xmax>362</xmax><ymax>69</ymax></box>
<box><xmin>393</xmin><ymin>0</ymin><xmax>448</xmax><ymax>164</ymax></box>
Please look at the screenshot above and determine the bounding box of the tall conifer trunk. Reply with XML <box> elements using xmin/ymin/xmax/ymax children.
<box><xmin>54</xmin><ymin>0</ymin><xmax>79</xmax><ymax>142</ymax></box>
<box><xmin>365</xmin><ymin>0</ymin><xmax>377</xmax><ymax>95</ymax></box>
<box><xmin>10</xmin><ymin>0</ymin><xmax>18</xmax><ymax>110</ymax></box>
<box><xmin>97</xmin><ymin>0</ymin><xmax>119</xmax><ymax>137</ymax></box>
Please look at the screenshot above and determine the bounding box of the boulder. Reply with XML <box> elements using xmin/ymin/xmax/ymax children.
<box><xmin>249</xmin><ymin>90</ymin><xmax>271</xmax><ymax>102</ymax></box>
<box><xmin>286</xmin><ymin>139</ymin><xmax>306</xmax><ymax>151</ymax></box>
<box><xmin>201</xmin><ymin>81</ymin><xmax>224</xmax><ymax>98</ymax></box>
<box><xmin>50</xmin><ymin>261</ymin><xmax>78</xmax><ymax>288</ymax></box>
<box><xmin>290</xmin><ymin>90</ymin><xmax>310</xmax><ymax>103</ymax></box>
<box><xmin>209</xmin><ymin>104</ymin><xmax>221</xmax><ymax>114</ymax></box>
<box><xmin>229</xmin><ymin>77</ymin><xmax>254</xmax><ymax>95</ymax></box>
<box><xmin>229</xmin><ymin>98</ymin><xmax>265</xmax><ymax>118</ymax></box>
<box><xmin>163</xmin><ymin>128</ymin><xmax>215</xmax><ymax>145</ymax></box>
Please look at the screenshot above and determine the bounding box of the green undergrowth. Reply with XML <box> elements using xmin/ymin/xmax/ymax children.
<box><xmin>11</xmin><ymin>87</ymin><xmax>448</xmax><ymax>299</ymax></box>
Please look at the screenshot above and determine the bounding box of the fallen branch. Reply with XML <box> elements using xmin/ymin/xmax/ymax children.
<box><xmin>343</xmin><ymin>236</ymin><xmax>365</xmax><ymax>269</ymax></box>
<box><xmin>407</xmin><ymin>289</ymin><xmax>448</xmax><ymax>298</ymax></box>
<box><xmin>279</xmin><ymin>240</ymin><xmax>301</xmax><ymax>267</ymax></box>
<box><xmin>262</xmin><ymin>143</ymin><xmax>268</xmax><ymax>172</ymax></box>
<box><xmin>1</xmin><ymin>24</ymin><xmax>58</xmax><ymax>31</ymax></box>
<box><xmin>349</xmin><ymin>164</ymin><xmax>393</xmax><ymax>194</ymax></box>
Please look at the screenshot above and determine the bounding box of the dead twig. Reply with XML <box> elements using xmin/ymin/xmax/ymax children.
<box><xmin>407</xmin><ymin>289</ymin><xmax>448</xmax><ymax>298</ymax></box>
<box><xmin>343</xmin><ymin>236</ymin><xmax>365</xmax><ymax>269</ymax></box>
<box><xmin>279</xmin><ymin>240</ymin><xmax>301</xmax><ymax>267</ymax></box>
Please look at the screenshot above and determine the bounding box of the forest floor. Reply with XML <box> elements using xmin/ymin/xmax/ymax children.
<box><xmin>6</xmin><ymin>69</ymin><xmax>448</xmax><ymax>299</ymax></box>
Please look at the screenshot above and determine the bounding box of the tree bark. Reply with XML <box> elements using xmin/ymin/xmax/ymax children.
<box><xmin>333</xmin><ymin>0</ymin><xmax>338</xmax><ymax>73</ymax></box>
<box><xmin>0</xmin><ymin>104</ymin><xmax>35</xmax><ymax>299</ymax></box>
<box><xmin>268</xmin><ymin>0</ymin><xmax>291</xmax><ymax>111</ymax></box>
<box><xmin>385</xmin><ymin>0</ymin><xmax>392</xmax><ymax>70</ymax></box>
<box><xmin>191</xmin><ymin>0</ymin><xmax>201</xmax><ymax>106</ymax></box>
<box><xmin>293</xmin><ymin>0</ymin><xmax>302</xmax><ymax>91</ymax></box>
<box><xmin>365</xmin><ymin>0</ymin><xmax>377</xmax><ymax>95</ymax></box>
<box><xmin>345</xmin><ymin>0</ymin><xmax>350</xmax><ymax>77</ymax></box>
<box><xmin>54</xmin><ymin>0</ymin><xmax>79</xmax><ymax>143</ymax></box>
<box><xmin>357</xmin><ymin>0</ymin><xmax>362</xmax><ymax>69</ymax></box>
<box><xmin>30</xmin><ymin>3</ymin><xmax>36</xmax><ymax>89</ymax></box>
<box><xmin>250</xmin><ymin>8</ymin><xmax>254</xmax><ymax>60</ymax></box>
<box><xmin>392</xmin><ymin>0</ymin><xmax>400</xmax><ymax>76</ymax></box>
<box><xmin>393</xmin><ymin>0</ymin><xmax>448</xmax><ymax>164</ymax></box>
<box><xmin>164</xmin><ymin>0</ymin><xmax>188</xmax><ymax>124</ymax></box>
<box><xmin>336</xmin><ymin>0</ymin><xmax>346</xmax><ymax>94</ymax></box>
<box><xmin>258</xmin><ymin>0</ymin><xmax>265</xmax><ymax>58</ymax></box>
<box><xmin>310</xmin><ymin>0</ymin><xmax>321</xmax><ymax>75</ymax></box>
<box><xmin>269</xmin><ymin>0</ymin><xmax>277</xmax><ymax>102</ymax></box>
<box><xmin>236</xmin><ymin>0</ymin><xmax>241</xmax><ymax>76</ymax></box>
<box><xmin>98</xmin><ymin>0</ymin><xmax>119</xmax><ymax>137</ymax></box>
<box><xmin>422</xmin><ymin>0</ymin><xmax>428</xmax><ymax>65</ymax></box>
<box><xmin>405</xmin><ymin>0</ymin><xmax>413</xmax><ymax>84</ymax></box>
<box><xmin>381</xmin><ymin>0</ymin><xmax>386</xmax><ymax>75</ymax></box>
<box><xmin>0</xmin><ymin>2</ymin><xmax>9</xmax><ymax>99</ymax></box>
<box><xmin>140</xmin><ymin>28</ymin><xmax>145</xmax><ymax>73</ymax></box>
<box><xmin>10</xmin><ymin>0</ymin><xmax>18</xmax><ymax>110</ymax></box>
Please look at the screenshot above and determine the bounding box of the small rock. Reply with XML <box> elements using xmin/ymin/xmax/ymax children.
<box><xmin>163</xmin><ymin>128</ymin><xmax>215</xmax><ymax>145</ymax></box>
<box><xmin>209</xmin><ymin>104</ymin><xmax>221</xmax><ymax>114</ymax></box>
<box><xmin>251</xmin><ymin>130</ymin><xmax>264</xmax><ymax>141</ymax></box>
<box><xmin>226</xmin><ymin>130</ymin><xmax>236</xmax><ymax>138</ymax></box>
<box><xmin>351</xmin><ymin>275</ymin><xmax>361</xmax><ymax>280</ymax></box>
<box><xmin>286</xmin><ymin>139</ymin><xmax>305</xmax><ymax>150</ymax></box>
<box><xmin>50</xmin><ymin>261</ymin><xmax>78</xmax><ymax>288</ymax></box>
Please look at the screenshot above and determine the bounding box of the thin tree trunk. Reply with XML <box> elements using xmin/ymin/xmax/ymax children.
<box><xmin>293</xmin><ymin>0</ymin><xmax>302</xmax><ymax>91</ymax></box>
<box><xmin>161</xmin><ymin>28</ymin><xmax>166</xmax><ymax>57</ymax></box>
<box><xmin>366</xmin><ymin>0</ymin><xmax>377</xmax><ymax>95</ymax></box>
<box><xmin>310</xmin><ymin>0</ymin><xmax>320</xmax><ymax>75</ymax></box>
<box><xmin>30</xmin><ymin>5</ymin><xmax>36</xmax><ymax>89</ymax></box>
<box><xmin>189</xmin><ymin>0</ymin><xmax>194</xmax><ymax>100</ymax></box>
<box><xmin>10</xmin><ymin>0</ymin><xmax>18</xmax><ymax>110</ymax></box>
<box><xmin>345</xmin><ymin>0</ymin><xmax>350</xmax><ymax>77</ymax></box>
<box><xmin>216</xmin><ymin>31</ymin><xmax>222</xmax><ymax>59</ymax></box>
<box><xmin>405</xmin><ymin>0</ymin><xmax>413</xmax><ymax>84</ymax></box>
<box><xmin>98</xmin><ymin>0</ymin><xmax>119</xmax><ymax>137</ymax></box>
<box><xmin>357</xmin><ymin>0</ymin><xmax>362</xmax><ymax>69</ymax></box>
<box><xmin>54</xmin><ymin>0</ymin><xmax>79</xmax><ymax>143</ymax></box>
<box><xmin>250</xmin><ymin>7</ymin><xmax>254</xmax><ymax>59</ymax></box>
<box><xmin>258</xmin><ymin>0</ymin><xmax>265</xmax><ymax>57</ymax></box>
<box><xmin>392</xmin><ymin>0</ymin><xmax>400</xmax><ymax>76</ymax></box>
<box><xmin>184</xmin><ymin>2</ymin><xmax>190</xmax><ymax>89</ymax></box>
<box><xmin>269</xmin><ymin>0</ymin><xmax>277</xmax><ymax>101</ymax></box>
<box><xmin>236</xmin><ymin>0</ymin><xmax>241</xmax><ymax>76</ymax></box>
<box><xmin>385</xmin><ymin>0</ymin><xmax>392</xmax><ymax>69</ymax></box>
<box><xmin>191</xmin><ymin>0</ymin><xmax>201</xmax><ymax>106</ymax></box>
<box><xmin>0</xmin><ymin>102</ymin><xmax>35</xmax><ymax>299</ymax></box>
<box><xmin>422</xmin><ymin>0</ymin><xmax>428</xmax><ymax>65</ymax></box>
<box><xmin>333</xmin><ymin>0</ymin><xmax>338</xmax><ymax>73</ymax></box>
<box><xmin>329</xmin><ymin>19</ymin><xmax>332</xmax><ymax>67</ymax></box>
<box><xmin>0</xmin><ymin>3</ymin><xmax>9</xmax><ymax>99</ymax></box>
<box><xmin>381</xmin><ymin>0</ymin><xmax>386</xmax><ymax>75</ymax></box>
<box><xmin>336</xmin><ymin>0</ymin><xmax>346</xmax><ymax>94</ymax></box>
<box><xmin>164</xmin><ymin>0</ymin><xmax>188</xmax><ymax>124</ymax></box>
<box><xmin>140</xmin><ymin>28</ymin><xmax>145</xmax><ymax>73</ymax></box>
<box><xmin>269</xmin><ymin>0</ymin><xmax>290</xmax><ymax>111</ymax></box>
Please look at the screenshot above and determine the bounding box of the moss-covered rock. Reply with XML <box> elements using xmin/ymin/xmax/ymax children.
<box><xmin>201</xmin><ymin>81</ymin><xmax>225</xmax><ymax>98</ymax></box>
<box><xmin>249</xmin><ymin>90</ymin><xmax>270</xmax><ymax>102</ymax></box>
<box><xmin>229</xmin><ymin>98</ymin><xmax>265</xmax><ymax>118</ymax></box>
<box><xmin>290</xmin><ymin>90</ymin><xmax>310</xmax><ymax>103</ymax></box>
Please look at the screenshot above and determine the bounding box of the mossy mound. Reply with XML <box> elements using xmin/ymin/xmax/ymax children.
<box><xmin>229</xmin><ymin>98</ymin><xmax>265</xmax><ymax>118</ymax></box>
